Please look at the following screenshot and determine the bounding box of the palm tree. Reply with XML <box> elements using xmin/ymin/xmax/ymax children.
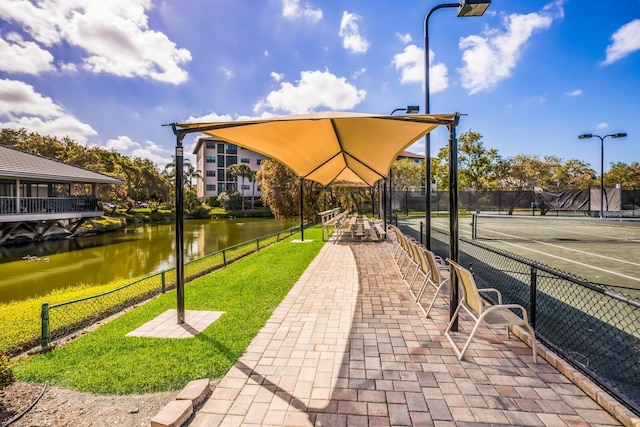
<box><xmin>227</xmin><ymin>163</ymin><xmax>253</xmax><ymax>211</ymax></box>
<box><xmin>163</xmin><ymin>156</ymin><xmax>201</xmax><ymax>189</ymax></box>
<box><xmin>248</xmin><ymin>168</ymin><xmax>258</xmax><ymax>210</ymax></box>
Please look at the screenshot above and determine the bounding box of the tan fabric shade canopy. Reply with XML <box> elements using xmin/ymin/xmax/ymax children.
<box><xmin>177</xmin><ymin>111</ymin><xmax>458</xmax><ymax>187</ymax></box>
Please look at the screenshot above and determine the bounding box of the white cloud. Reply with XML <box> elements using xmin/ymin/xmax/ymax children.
<box><xmin>131</xmin><ymin>140</ymin><xmax>173</xmax><ymax>168</ymax></box>
<box><xmin>396</xmin><ymin>32</ymin><xmax>412</xmax><ymax>44</ymax></box>
<box><xmin>0</xmin><ymin>78</ymin><xmax>96</xmax><ymax>143</ymax></box>
<box><xmin>185</xmin><ymin>112</ymin><xmax>234</xmax><ymax>123</ymax></box>
<box><xmin>339</xmin><ymin>11</ymin><xmax>369</xmax><ymax>54</ymax></box>
<box><xmin>602</xmin><ymin>19</ymin><xmax>640</xmax><ymax>65</ymax></box>
<box><xmin>106</xmin><ymin>135</ymin><xmax>138</xmax><ymax>151</ymax></box>
<box><xmin>0</xmin><ymin>32</ymin><xmax>54</xmax><ymax>74</ymax></box>
<box><xmin>0</xmin><ymin>0</ymin><xmax>191</xmax><ymax>84</ymax></box>
<box><xmin>219</xmin><ymin>66</ymin><xmax>234</xmax><ymax>79</ymax></box>
<box><xmin>253</xmin><ymin>69</ymin><xmax>366</xmax><ymax>114</ymax></box>
<box><xmin>565</xmin><ymin>89</ymin><xmax>582</xmax><ymax>96</ymax></box>
<box><xmin>457</xmin><ymin>9</ymin><xmax>554</xmax><ymax>94</ymax></box>
<box><xmin>352</xmin><ymin>68</ymin><xmax>366</xmax><ymax>79</ymax></box>
<box><xmin>59</xmin><ymin>62</ymin><xmax>77</xmax><ymax>73</ymax></box>
<box><xmin>596</xmin><ymin>122</ymin><xmax>608</xmax><ymax>130</ymax></box>
<box><xmin>391</xmin><ymin>44</ymin><xmax>448</xmax><ymax>93</ymax></box>
<box><xmin>270</xmin><ymin>72</ymin><xmax>284</xmax><ymax>82</ymax></box>
<box><xmin>282</xmin><ymin>0</ymin><xmax>322</xmax><ymax>23</ymax></box>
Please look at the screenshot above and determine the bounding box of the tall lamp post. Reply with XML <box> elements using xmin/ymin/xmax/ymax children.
<box><xmin>578</xmin><ymin>132</ymin><xmax>627</xmax><ymax>218</ymax></box>
<box><xmin>386</xmin><ymin>106</ymin><xmax>420</xmax><ymax>234</ymax></box>
<box><xmin>424</xmin><ymin>0</ymin><xmax>491</xmax><ymax>250</ymax></box>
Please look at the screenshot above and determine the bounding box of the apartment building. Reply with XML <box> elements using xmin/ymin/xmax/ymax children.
<box><xmin>193</xmin><ymin>137</ymin><xmax>270</xmax><ymax>200</ymax></box>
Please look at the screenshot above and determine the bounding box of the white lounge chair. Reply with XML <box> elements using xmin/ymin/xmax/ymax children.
<box><xmin>445</xmin><ymin>259</ymin><xmax>537</xmax><ymax>363</ymax></box>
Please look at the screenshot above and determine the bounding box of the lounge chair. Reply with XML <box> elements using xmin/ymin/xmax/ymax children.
<box><xmin>445</xmin><ymin>259</ymin><xmax>537</xmax><ymax>363</ymax></box>
<box><xmin>414</xmin><ymin>249</ymin><xmax>450</xmax><ymax>318</ymax></box>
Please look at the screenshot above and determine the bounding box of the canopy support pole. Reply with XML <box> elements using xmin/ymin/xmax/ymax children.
<box><xmin>300</xmin><ymin>178</ymin><xmax>304</xmax><ymax>241</ymax></box>
<box><xmin>172</xmin><ymin>126</ymin><xmax>186</xmax><ymax>324</ymax></box>
<box><xmin>448</xmin><ymin>117</ymin><xmax>460</xmax><ymax>331</ymax></box>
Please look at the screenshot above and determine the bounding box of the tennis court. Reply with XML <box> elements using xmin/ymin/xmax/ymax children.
<box><xmin>422</xmin><ymin>214</ymin><xmax>640</xmax><ymax>293</ymax></box>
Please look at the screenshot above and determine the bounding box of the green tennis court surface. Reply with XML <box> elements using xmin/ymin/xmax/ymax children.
<box><xmin>422</xmin><ymin>216</ymin><xmax>640</xmax><ymax>292</ymax></box>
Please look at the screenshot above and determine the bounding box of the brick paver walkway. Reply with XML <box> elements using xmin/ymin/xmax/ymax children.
<box><xmin>188</xmin><ymin>235</ymin><xmax>624</xmax><ymax>426</ymax></box>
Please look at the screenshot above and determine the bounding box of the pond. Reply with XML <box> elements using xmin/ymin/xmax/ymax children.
<box><xmin>0</xmin><ymin>217</ymin><xmax>295</xmax><ymax>304</ymax></box>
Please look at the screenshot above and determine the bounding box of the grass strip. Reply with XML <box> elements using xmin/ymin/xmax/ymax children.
<box><xmin>14</xmin><ymin>227</ymin><xmax>325</xmax><ymax>394</ymax></box>
<box><xmin>1</xmin><ymin>228</ymin><xmax>297</xmax><ymax>356</ymax></box>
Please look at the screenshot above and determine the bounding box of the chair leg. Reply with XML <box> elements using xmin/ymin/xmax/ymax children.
<box><xmin>525</xmin><ymin>324</ymin><xmax>537</xmax><ymax>363</ymax></box>
<box><xmin>457</xmin><ymin>321</ymin><xmax>484</xmax><ymax>361</ymax></box>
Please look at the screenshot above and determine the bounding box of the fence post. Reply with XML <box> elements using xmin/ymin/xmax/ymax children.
<box><xmin>529</xmin><ymin>266</ymin><xmax>537</xmax><ymax>328</ymax></box>
<box><xmin>420</xmin><ymin>221</ymin><xmax>424</xmax><ymax>245</ymax></box>
<box><xmin>223</xmin><ymin>249</ymin><xmax>227</xmax><ymax>267</ymax></box>
<box><xmin>41</xmin><ymin>302</ymin><xmax>50</xmax><ymax>349</ymax></box>
<box><xmin>161</xmin><ymin>271</ymin><xmax>166</xmax><ymax>293</ymax></box>
<box><xmin>256</xmin><ymin>238</ymin><xmax>260</xmax><ymax>252</ymax></box>
<box><xmin>471</xmin><ymin>214</ymin><xmax>477</xmax><ymax>239</ymax></box>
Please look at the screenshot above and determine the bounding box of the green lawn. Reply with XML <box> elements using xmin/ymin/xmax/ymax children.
<box><xmin>14</xmin><ymin>227</ymin><xmax>325</xmax><ymax>395</ymax></box>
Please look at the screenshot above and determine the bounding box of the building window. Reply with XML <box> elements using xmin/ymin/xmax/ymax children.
<box><xmin>217</xmin><ymin>155</ymin><xmax>225</xmax><ymax>166</ymax></box>
<box><xmin>240</xmin><ymin>158</ymin><xmax>250</xmax><ymax>164</ymax></box>
<box><xmin>205</xmin><ymin>141</ymin><xmax>216</xmax><ymax>149</ymax></box>
<box><xmin>205</xmin><ymin>185</ymin><xmax>216</xmax><ymax>191</ymax></box>
<box><xmin>217</xmin><ymin>183</ymin><xmax>226</xmax><ymax>194</ymax></box>
<box><xmin>226</xmin><ymin>183</ymin><xmax>236</xmax><ymax>192</ymax></box>
<box><xmin>226</xmin><ymin>144</ymin><xmax>237</xmax><ymax>154</ymax></box>
<box><xmin>217</xmin><ymin>144</ymin><xmax>225</xmax><ymax>154</ymax></box>
<box><xmin>218</xmin><ymin>169</ymin><xmax>225</xmax><ymax>181</ymax></box>
<box><xmin>206</xmin><ymin>170</ymin><xmax>215</xmax><ymax>177</ymax></box>
<box><xmin>226</xmin><ymin>156</ymin><xmax>237</xmax><ymax>166</ymax></box>
<box><xmin>205</xmin><ymin>156</ymin><xmax>216</xmax><ymax>163</ymax></box>
<box><xmin>241</xmin><ymin>184</ymin><xmax>250</xmax><ymax>190</ymax></box>
<box><xmin>256</xmin><ymin>158</ymin><xmax>263</xmax><ymax>166</ymax></box>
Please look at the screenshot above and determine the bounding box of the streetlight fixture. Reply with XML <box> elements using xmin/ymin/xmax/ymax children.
<box><xmin>578</xmin><ymin>132</ymin><xmax>627</xmax><ymax>218</ymax></box>
<box><xmin>386</xmin><ymin>106</ymin><xmax>421</xmax><ymax>234</ymax></box>
<box><xmin>424</xmin><ymin>0</ymin><xmax>491</xmax><ymax>250</ymax></box>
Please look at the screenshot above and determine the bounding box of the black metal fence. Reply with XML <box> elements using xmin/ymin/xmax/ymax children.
<box><xmin>398</xmin><ymin>220</ymin><xmax>640</xmax><ymax>416</ymax></box>
<box><xmin>40</xmin><ymin>225</ymin><xmax>301</xmax><ymax>350</ymax></box>
<box><xmin>393</xmin><ymin>189</ymin><xmax>640</xmax><ymax>217</ymax></box>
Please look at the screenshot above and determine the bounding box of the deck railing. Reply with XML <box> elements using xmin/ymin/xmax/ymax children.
<box><xmin>0</xmin><ymin>196</ymin><xmax>99</xmax><ymax>215</ymax></box>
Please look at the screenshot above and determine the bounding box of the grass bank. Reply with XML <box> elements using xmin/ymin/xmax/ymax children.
<box><xmin>14</xmin><ymin>227</ymin><xmax>325</xmax><ymax>394</ymax></box>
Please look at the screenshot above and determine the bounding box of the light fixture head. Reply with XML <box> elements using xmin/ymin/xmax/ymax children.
<box><xmin>578</xmin><ymin>134</ymin><xmax>593</xmax><ymax>139</ymax></box>
<box><xmin>458</xmin><ymin>0</ymin><xmax>491</xmax><ymax>17</ymax></box>
<box><xmin>611</xmin><ymin>133</ymin><xmax>627</xmax><ymax>138</ymax></box>
<box><xmin>406</xmin><ymin>105</ymin><xmax>420</xmax><ymax>114</ymax></box>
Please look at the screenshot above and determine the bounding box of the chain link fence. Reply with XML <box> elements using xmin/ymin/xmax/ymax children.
<box><xmin>399</xmin><ymin>220</ymin><xmax>640</xmax><ymax>416</ymax></box>
<box><xmin>40</xmin><ymin>226</ymin><xmax>300</xmax><ymax>350</ymax></box>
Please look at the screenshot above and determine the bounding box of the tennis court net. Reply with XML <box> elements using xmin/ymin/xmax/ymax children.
<box><xmin>471</xmin><ymin>213</ymin><xmax>640</xmax><ymax>243</ymax></box>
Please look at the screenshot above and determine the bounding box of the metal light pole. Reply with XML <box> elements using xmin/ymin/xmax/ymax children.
<box><xmin>578</xmin><ymin>132</ymin><xmax>627</xmax><ymax>218</ymax></box>
<box><xmin>423</xmin><ymin>0</ymin><xmax>491</xmax><ymax>249</ymax></box>
<box><xmin>388</xmin><ymin>106</ymin><xmax>420</xmax><ymax>232</ymax></box>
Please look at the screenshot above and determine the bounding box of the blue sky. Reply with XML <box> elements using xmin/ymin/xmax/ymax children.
<box><xmin>0</xmin><ymin>0</ymin><xmax>638</xmax><ymax>173</ymax></box>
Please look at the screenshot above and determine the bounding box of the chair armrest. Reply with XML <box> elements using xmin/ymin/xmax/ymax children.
<box><xmin>485</xmin><ymin>303</ymin><xmax>530</xmax><ymax>322</ymax></box>
<box><xmin>478</xmin><ymin>288</ymin><xmax>502</xmax><ymax>304</ymax></box>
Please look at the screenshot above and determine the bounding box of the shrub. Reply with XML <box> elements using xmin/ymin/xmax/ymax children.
<box><xmin>189</xmin><ymin>206</ymin><xmax>211</xmax><ymax>219</ymax></box>
<box><xmin>207</xmin><ymin>196</ymin><xmax>221</xmax><ymax>208</ymax></box>
<box><xmin>0</xmin><ymin>353</ymin><xmax>14</xmax><ymax>389</ymax></box>
<box><xmin>218</xmin><ymin>191</ymin><xmax>243</xmax><ymax>211</ymax></box>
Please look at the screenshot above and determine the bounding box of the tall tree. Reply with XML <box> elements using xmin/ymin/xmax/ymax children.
<box><xmin>457</xmin><ymin>131</ymin><xmax>501</xmax><ymax>190</ymax></box>
<box><xmin>391</xmin><ymin>158</ymin><xmax>422</xmax><ymax>214</ymax></box>
<box><xmin>604</xmin><ymin>162</ymin><xmax>640</xmax><ymax>188</ymax></box>
<box><xmin>227</xmin><ymin>163</ymin><xmax>253</xmax><ymax>211</ymax></box>
<box><xmin>257</xmin><ymin>160</ymin><xmax>323</xmax><ymax>221</ymax></box>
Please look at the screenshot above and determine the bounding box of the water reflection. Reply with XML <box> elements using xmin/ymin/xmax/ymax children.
<box><xmin>0</xmin><ymin>218</ymin><xmax>293</xmax><ymax>304</ymax></box>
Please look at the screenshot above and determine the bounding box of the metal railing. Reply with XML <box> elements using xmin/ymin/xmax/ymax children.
<box><xmin>40</xmin><ymin>225</ymin><xmax>301</xmax><ymax>350</ymax></box>
<box><xmin>399</xmin><ymin>220</ymin><xmax>640</xmax><ymax>415</ymax></box>
<box><xmin>0</xmin><ymin>196</ymin><xmax>99</xmax><ymax>215</ymax></box>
